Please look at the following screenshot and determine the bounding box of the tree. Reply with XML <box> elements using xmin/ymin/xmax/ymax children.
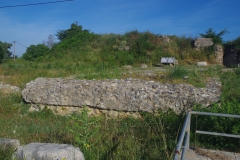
<box><xmin>43</xmin><ymin>34</ymin><xmax>56</xmax><ymax>48</ymax></box>
<box><xmin>0</xmin><ymin>46</ymin><xmax>4</xmax><ymax>63</ymax></box>
<box><xmin>22</xmin><ymin>44</ymin><xmax>50</xmax><ymax>61</ymax></box>
<box><xmin>56</xmin><ymin>22</ymin><xmax>89</xmax><ymax>41</ymax></box>
<box><xmin>224</xmin><ymin>36</ymin><xmax>240</xmax><ymax>52</ymax></box>
<box><xmin>47</xmin><ymin>34</ymin><xmax>56</xmax><ymax>48</ymax></box>
<box><xmin>0</xmin><ymin>41</ymin><xmax>12</xmax><ymax>59</ymax></box>
<box><xmin>200</xmin><ymin>28</ymin><xmax>229</xmax><ymax>44</ymax></box>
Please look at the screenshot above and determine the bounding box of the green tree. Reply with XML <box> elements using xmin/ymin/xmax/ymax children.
<box><xmin>56</xmin><ymin>22</ymin><xmax>89</xmax><ymax>41</ymax></box>
<box><xmin>224</xmin><ymin>36</ymin><xmax>240</xmax><ymax>53</ymax></box>
<box><xmin>22</xmin><ymin>44</ymin><xmax>50</xmax><ymax>61</ymax></box>
<box><xmin>0</xmin><ymin>46</ymin><xmax>4</xmax><ymax>63</ymax></box>
<box><xmin>0</xmin><ymin>41</ymin><xmax>12</xmax><ymax>59</ymax></box>
<box><xmin>200</xmin><ymin>28</ymin><xmax>229</xmax><ymax>44</ymax></box>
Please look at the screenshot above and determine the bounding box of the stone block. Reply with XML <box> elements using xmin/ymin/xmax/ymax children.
<box><xmin>22</xmin><ymin>77</ymin><xmax>221</xmax><ymax>115</ymax></box>
<box><xmin>12</xmin><ymin>143</ymin><xmax>85</xmax><ymax>160</ymax></box>
<box><xmin>0</xmin><ymin>138</ymin><xmax>20</xmax><ymax>151</ymax></box>
<box><xmin>194</xmin><ymin>38</ymin><xmax>213</xmax><ymax>49</ymax></box>
<box><xmin>197</xmin><ymin>62</ymin><xmax>207</xmax><ymax>66</ymax></box>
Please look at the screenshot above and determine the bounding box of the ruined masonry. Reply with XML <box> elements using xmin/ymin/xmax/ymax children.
<box><xmin>22</xmin><ymin>78</ymin><xmax>221</xmax><ymax>117</ymax></box>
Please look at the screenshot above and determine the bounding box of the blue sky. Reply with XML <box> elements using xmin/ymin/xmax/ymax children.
<box><xmin>1</xmin><ymin>0</ymin><xmax>240</xmax><ymax>57</ymax></box>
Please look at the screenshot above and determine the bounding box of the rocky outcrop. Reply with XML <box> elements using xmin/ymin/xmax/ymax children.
<box><xmin>0</xmin><ymin>138</ymin><xmax>20</xmax><ymax>152</ymax></box>
<box><xmin>214</xmin><ymin>45</ymin><xmax>224</xmax><ymax>64</ymax></box>
<box><xmin>160</xmin><ymin>35</ymin><xmax>171</xmax><ymax>43</ymax></box>
<box><xmin>140</xmin><ymin>64</ymin><xmax>148</xmax><ymax>68</ymax></box>
<box><xmin>0</xmin><ymin>138</ymin><xmax>84</xmax><ymax>160</ymax></box>
<box><xmin>22</xmin><ymin>78</ymin><xmax>221</xmax><ymax>116</ymax></box>
<box><xmin>12</xmin><ymin>143</ymin><xmax>85</xmax><ymax>160</ymax></box>
<box><xmin>194</xmin><ymin>38</ymin><xmax>213</xmax><ymax>49</ymax></box>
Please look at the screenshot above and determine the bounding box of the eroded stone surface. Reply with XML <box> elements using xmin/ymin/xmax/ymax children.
<box><xmin>194</xmin><ymin>38</ymin><xmax>213</xmax><ymax>49</ymax></box>
<box><xmin>214</xmin><ymin>44</ymin><xmax>224</xmax><ymax>64</ymax></box>
<box><xmin>22</xmin><ymin>78</ymin><xmax>221</xmax><ymax>116</ymax></box>
<box><xmin>12</xmin><ymin>143</ymin><xmax>84</xmax><ymax>160</ymax></box>
<box><xmin>0</xmin><ymin>138</ymin><xmax>20</xmax><ymax>151</ymax></box>
<box><xmin>0</xmin><ymin>83</ymin><xmax>20</xmax><ymax>93</ymax></box>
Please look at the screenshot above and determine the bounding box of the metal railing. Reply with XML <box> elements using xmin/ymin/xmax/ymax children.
<box><xmin>173</xmin><ymin>111</ymin><xmax>240</xmax><ymax>160</ymax></box>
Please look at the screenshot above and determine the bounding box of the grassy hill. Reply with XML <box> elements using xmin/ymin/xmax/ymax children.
<box><xmin>0</xmin><ymin>25</ymin><xmax>240</xmax><ymax>159</ymax></box>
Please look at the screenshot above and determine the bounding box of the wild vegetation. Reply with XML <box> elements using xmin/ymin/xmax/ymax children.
<box><xmin>0</xmin><ymin>24</ymin><xmax>240</xmax><ymax>159</ymax></box>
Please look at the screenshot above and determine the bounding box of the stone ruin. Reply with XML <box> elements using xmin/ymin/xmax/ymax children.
<box><xmin>0</xmin><ymin>77</ymin><xmax>222</xmax><ymax>158</ymax></box>
<box><xmin>160</xmin><ymin>35</ymin><xmax>171</xmax><ymax>43</ymax></box>
<box><xmin>0</xmin><ymin>138</ymin><xmax>85</xmax><ymax>160</ymax></box>
<box><xmin>194</xmin><ymin>38</ymin><xmax>214</xmax><ymax>49</ymax></box>
<box><xmin>0</xmin><ymin>82</ymin><xmax>21</xmax><ymax>94</ymax></box>
<box><xmin>194</xmin><ymin>38</ymin><xmax>224</xmax><ymax>64</ymax></box>
<box><xmin>214</xmin><ymin>44</ymin><xmax>224</xmax><ymax>64</ymax></box>
<box><xmin>22</xmin><ymin>77</ymin><xmax>221</xmax><ymax>117</ymax></box>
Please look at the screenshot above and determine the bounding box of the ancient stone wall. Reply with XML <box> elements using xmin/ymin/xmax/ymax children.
<box><xmin>194</xmin><ymin>38</ymin><xmax>213</xmax><ymax>49</ymax></box>
<box><xmin>22</xmin><ymin>78</ymin><xmax>221</xmax><ymax>116</ymax></box>
<box><xmin>0</xmin><ymin>83</ymin><xmax>20</xmax><ymax>93</ymax></box>
<box><xmin>214</xmin><ymin>45</ymin><xmax>224</xmax><ymax>64</ymax></box>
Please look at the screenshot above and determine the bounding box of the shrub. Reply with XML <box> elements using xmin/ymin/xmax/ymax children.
<box><xmin>115</xmin><ymin>51</ymin><xmax>135</xmax><ymax>65</ymax></box>
<box><xmin>22</xmin><ymin>44</ymin><xmax>50</xmax><ymax>61</ymax></box>
<box><xmin>0</xmin><ymin>46</ymin><xmax>4</xmax><ymax>63</ymax></box>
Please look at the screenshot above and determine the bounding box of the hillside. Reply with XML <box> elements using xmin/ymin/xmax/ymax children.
<box><xmin>0</xmin><ymin>24</ymin><xmax>240</xmax><ymax>159</ymax></box>
<box><xmin>22</xmin><ymin>23</ymin><xmax>218</xmax><ymax>67</ymax></box>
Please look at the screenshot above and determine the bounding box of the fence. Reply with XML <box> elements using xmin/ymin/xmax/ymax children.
<box><xmin>173</xmin><ymin>111</ymin><xmax>240</xmax><ymax>160</ymax></box>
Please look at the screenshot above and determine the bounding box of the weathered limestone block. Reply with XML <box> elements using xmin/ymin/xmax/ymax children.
<box><xmin>197</xmin><ymin>62</ymin><xmax>207</xmax><ymax>66</ymax></box>
<box><xmin>12</xmin><ymin>143</ymin><xmax>85</xmax><ymax>160</ymax></box>
<box><xmin>194</xmin><ymin>38</ymin><xmax>213</xmax><ymax>49</ymax></box>
<box><xmin>22</xmin><ymin>78</ymin><xmax>221</xmax><ymax>115</ymax></box>
<box><xmin>140</xmin><ymin>64</ymin><xmax>148</xmax><ymax>68</ymax></box>
<box><xmin>0</xmin><ymin>83</ymin><xmax>20</xmax><ymax>93</ymax></box>
<box><xmin>122</xmin><ymin>65</ymin><xmax>132</xmax><ymax>69</ymax></box>
<box><xmin>160</xmin><ymin>35</ymin><xmax>171</xmax><ymax>43</ymax></box>
<box><xmin>0</xmin><ymin>138</ymin><xmax>20</xmax><ymax>151</ymax></box>
<box><xmin>214</xmin><ymin>45</ymin><xmax>224</xmax><ymax>64</ymax></box>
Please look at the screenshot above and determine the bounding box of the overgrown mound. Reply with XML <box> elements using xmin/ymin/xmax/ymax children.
<box><xmin>22</xmin><ymin>23</ymin><xmax>218</xmax><ymax>68</ymax></box>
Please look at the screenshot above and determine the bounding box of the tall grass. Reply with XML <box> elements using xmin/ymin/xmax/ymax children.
<box><xmin>0</xmin><ymin>30</ymin><xmax>238</xmax><ymax>158</ymax></box>
<box><xmin>167</xmin><ymin>65</ymin><xmax>188</xmax><ymax>79</ymax></box>
<box><xmin>190</xmin><ymin>70</ymin><xmax>240</xmax><ymax>152</ymax></box>
<box><xmin>0</xmin><ymin>90</ymin><xmax>184</xmax><ymax>160</ymax></box>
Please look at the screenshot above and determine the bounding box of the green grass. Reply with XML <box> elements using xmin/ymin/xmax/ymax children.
<box><xmin>0</xmin><ymin>34</ymin><xmax>239</xmax><ymax>159</ymax></box>
<box><xmin>167</xmin><ymin>65</ymin><xmax>188</xmax><ymax>79</ymax></box>
<box><xmin>190</xmin><ymin>70</ymin><xmax>240</xmax><ymax>152</ymax></box>
<box><xmin>0</xmin><ymin>64</ymin><xmax>240</xmax><ymax>159</ymax></box>
<box><xmin>0</xmin><ymin>91</ymin><xmax>185</xmax><ymax>160</ymax></box>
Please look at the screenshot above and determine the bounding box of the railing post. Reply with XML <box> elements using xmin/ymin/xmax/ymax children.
<box><xmin>181</xmin><ymin>113</ymin><xmax>191</xmax><ymax>160</ymax></box>
<box><xmin>173</xmin><ymin>112</ymin><xmax>190</xmax><ymax>160</ymax></box>
<box><xmin>174</xmin><ymin>111</ymin><xmax>240</xmax><ymax>160</ymax></box>
<box><xmin>186</xmin><ymin>113</ymin><xmax>191</xmax><ymax>150</ymax></box>
<box><xmin>181</xmin><ymin>131</ymin><xmax>189</xmax><ymax>160</ymax></box>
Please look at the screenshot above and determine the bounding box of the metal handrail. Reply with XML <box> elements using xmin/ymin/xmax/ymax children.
<box><xmin>173</xmin><ymin>111</ymin><xmax>240</xmax><ymax>160</ymax></box>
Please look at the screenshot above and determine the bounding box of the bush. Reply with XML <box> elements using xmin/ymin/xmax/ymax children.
<box><xmin>22</xmin><ymin>44</ymin><xmax>50</xmax><ymax>61</ymax></box>
<box><xmin>0</xmin><ymin>46</ymin><xmax>4</xmax><ymax>63</ymax></box>
<box><xmin>115</xmin><ymin>51</ymin><xmax>135</xmax><ymax>65</ymax></box>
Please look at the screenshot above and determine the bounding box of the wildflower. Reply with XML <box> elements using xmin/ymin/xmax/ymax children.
<box><xmin>84</xmin><ymin>143</ymin><xmax>90</xmax><ymax>148</ymax></box>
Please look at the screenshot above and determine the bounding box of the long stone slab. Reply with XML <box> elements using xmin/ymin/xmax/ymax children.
<box><xmin>22</xmin><ymin>78</ymin><xmax>221</xmax><ymax>115</ymax></box>
<box><xmin>12</xmin><ymin>143</ymin><xmax>85</xmax><ymax>160</ymax></box>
